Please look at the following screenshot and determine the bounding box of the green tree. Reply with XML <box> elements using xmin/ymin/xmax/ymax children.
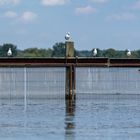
<box><xmin>20</xmin><ymin>48</ymin><xmax>53</xmax><ymax>57</ymax></box>
<box><xmin>52</xmin><ymin>42</ymin><xmax>65</xmax><ymax>57</ymax></box>
<box><xmin>75</xmin><ymin>50</ymin><xmax>91</xmax><ymax>57</ymax></box>
<box><xmin>102</xmin><ymin>48</ymin><xmax>116</xmax><ymax>58</ymax></box>
<box><xmin>133</xmin><ymin>50</ymin><xmax>140</xmax><ymax>58</ymax></box>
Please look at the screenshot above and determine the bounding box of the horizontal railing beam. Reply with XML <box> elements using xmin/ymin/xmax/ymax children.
<box><xmin>0</xmin><ymin>57</ymin><xmax>140</xmax><ymax>67</ymax></box>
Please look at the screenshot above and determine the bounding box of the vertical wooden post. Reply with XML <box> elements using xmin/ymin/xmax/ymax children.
<box><xmin>65</xmin><ymin>42</ymin><xmax>74</xmax><ymax>58</ymax></box>
<box><xmin>65</xmin><ymin>65</ymin><xmax>76</xmax><ymax>100</ymax></box>
<box><xmin>65</xmin><ymin>66</ymin><xmax>70</xmax><ymax>99</ymax></box>
<box><xmin>65</xmin><ymin>41</ymin><xmax>76</xmax><ymax>100</ymax></box>
<box><xmin>69</xmin><ymin>66</ymin><xmax>73</xmax><ymax>99</ymax></box>
<box><xmin>72</xmin><ymin>65</ymin><xmax>76</xmax><ymax>99</ymax></box>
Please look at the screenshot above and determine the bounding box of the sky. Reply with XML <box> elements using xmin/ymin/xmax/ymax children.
<box><xmin>0</xmin><ymin>0</ymin><xmax>140</xmax><ymax>51</ymax></box>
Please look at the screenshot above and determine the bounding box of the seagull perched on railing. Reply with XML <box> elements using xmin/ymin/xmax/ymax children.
<box><xmin>93</xmin><ymin>48</ymin><xmax>97</xmax><ymax>57</ymax></box>
<box><xmin>65</xmin><ymin>32</ymin><xmax>70</xmax><ymax>41</ymax></box>
<box><xmin>7</xmin><ymin>48</ymin><xmax>12</xmax><ymax>56</ymax></box>
<box><xmin>126</xmin><ymin>49</ymin><xmax>131</xmax><ymax>56</ymax></box>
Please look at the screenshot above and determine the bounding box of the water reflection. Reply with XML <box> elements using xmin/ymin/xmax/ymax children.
<box><xmin>65</xmin><ymin>100</ymin><xmax>76</xmax><ymax>140</ymax></box>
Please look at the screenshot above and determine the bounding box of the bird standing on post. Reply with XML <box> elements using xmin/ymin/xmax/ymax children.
<box><xmin>65</xmin><ymin>32</ymin><xmax>70</xmax><ymax>41</ymax></box>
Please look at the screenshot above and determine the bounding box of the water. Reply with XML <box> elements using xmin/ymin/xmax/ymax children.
<box><xmin>0</xmin><ymin>67</ymin><xmax>140</xmax><ymax>139</ymax></box>
<box><xmin>0</xmin><ymin>98</ymin><xmax>140</xmax><ymax>140</ymax></box>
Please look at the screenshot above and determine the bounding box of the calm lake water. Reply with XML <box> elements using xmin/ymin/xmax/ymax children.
<box><xmin>1</xmin><ymin>98</ymin><xmax>140</xmax><ymax>140</ymax></box>
<box><xmin>0</xmin><ymin>67</ymin><xmax>140</xmax><ymax>140</ymax></box>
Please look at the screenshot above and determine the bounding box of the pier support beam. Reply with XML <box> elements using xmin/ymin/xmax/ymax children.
<box><xmin>65</xmin><ymin>41</ymin><xmax>76</xmax><ymax>100</ymax></box>
<box><xmin>65</xmin><ymin>65</ymin><xmax>76</xmax><ymax>100</ymax></box>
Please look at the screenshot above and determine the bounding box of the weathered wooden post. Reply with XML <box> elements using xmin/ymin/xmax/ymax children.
<box><xmin>65</xmin><ymin>41</ymin><xmax>76</xmax><ymax>100</ymax></box>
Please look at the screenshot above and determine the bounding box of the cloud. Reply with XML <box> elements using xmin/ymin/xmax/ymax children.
<box><xmin>75</xmin><ymin>6</ymin><xmax>96</xmax><ymax>14</ymax></box>
<box><xmin>131</xmin><ymin>1</ymin><xmax>140</xmax><ymax>9</ymax></box>
<box><xmin>2</xmin><ymin>10</ymin><xmax>38</xmax><ymax>23</ymax></box>
<box><xmin>107</xmin><ymin>13</ymin><xmax>136</xmax><ymax>21</ymax></box>
<box><xmin>90</xmin><ymin>0</ymin><xmax>108</xmax><ymax>4</ymax></box>
<box><xmin>0</xmin><ymin>0</ymin><xmax>20</xmax><ymax>6</ymax></box>
<box><xmin>4</xmin><ymin>11</ymin><xmax>18</xmax><ymax>18</ymax></box>
<box><xmin>19</xmin><ymin>11</ymin><xmax>38</xmax><ymax>23</ymax></box>
<box><xmin>41</xmin><ymin>0</ymin><xmax>68</xmax><ymax>6</ymax></box>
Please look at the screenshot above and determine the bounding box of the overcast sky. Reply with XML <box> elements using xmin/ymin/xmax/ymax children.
<box><xmin>0</xmin><ymin>0</ymin><xmax>140</xmax><ymax>50</ymax></box>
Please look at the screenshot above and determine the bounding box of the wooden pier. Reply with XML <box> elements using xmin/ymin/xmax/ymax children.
<box><xmin>0</xmin><ymin>41</ymin><xmax>140</xmax><ymax>100</ymax></box>
<box><xmin>0</xmin><ymin>57</ymin><xmax>140</xmax><ymax>100</ymax></box>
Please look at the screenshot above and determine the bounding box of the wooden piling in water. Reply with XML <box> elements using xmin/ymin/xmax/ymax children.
<box><xmin>65</xmin><ymin>65</ymin><xmax>76</xmax><ymax>100</ymax></box>
<box><xmin>65</xmin><ymin>41</ymin><xmax>76</xmax><ymax>100</ymax></box>
<box><xmin>72</xmin><ymin>65</ymin><xmax>76</xmax><ymax>99</ymax></box>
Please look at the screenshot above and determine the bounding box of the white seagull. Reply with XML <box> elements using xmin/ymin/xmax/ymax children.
<box><xmin>127</xmin><ymin>49</ymin><xmax>131</xmax><ymax>56</ymax></box>
<box><xmin>93</xmin><ymin>48</ymin><xmax>97</xmax><ymax>56</ymax></box>
<box><xmin>7</xmin><ymin>48</ymin><xmax>12</xmax><ymax>56</ymax></box>
<box><xmin>65</xmin><ymin>32</ymin><xmax>70</xmax><ymax>41</ymax></box>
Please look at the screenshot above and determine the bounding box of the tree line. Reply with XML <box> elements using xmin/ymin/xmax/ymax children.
<box><xmin>0</xmin><ymin>43</ymin><xmax>140</xmax><ymax>58</ymax></box>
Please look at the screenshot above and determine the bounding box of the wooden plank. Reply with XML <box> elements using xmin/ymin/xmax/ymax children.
<box><xmin>0</xmin><ymin>57</ymin><xmax>140</xmax><ymax>67</ymax></box>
